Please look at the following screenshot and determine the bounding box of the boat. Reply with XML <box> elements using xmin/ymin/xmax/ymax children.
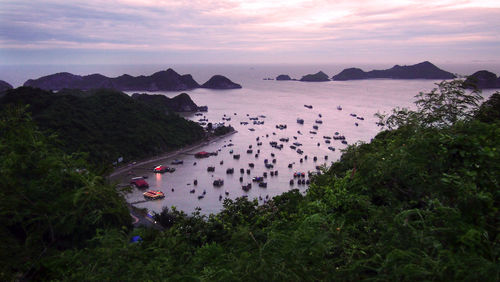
<box><xmin>153</xmin><ymin>165</ymin><xmax>169</xmax><ymax>173</ymax></box>
<box><xmin>131</xmin><ymin>177</ymin><xmax>149</xmax><ymax>188</ymax></box>
<box><xmin>296</xmin><ymin>118</ymin><xmax>304</xmax><ymax>124</ymax></box>
<box><xmin>195</xmin><ymin>151</ymin><xmax>210</xmax><ymax>158</ymax></box>
<box><xmin>213</xmin><ymin>179</ymin><xmax>224</xmax><ymax>187</ymax></box>
<box><xmin>252</xmin><ymin>176</ymin><xmax>264</xmax><ymax>182</ymax></box>
<box><xmin>143</xmin><ymin>190</ymin><xmax>165</xmax><ymax>200</ymax></box>
<box><xmin>242</xmin><ymin>184</ymin><xmax>251</xmax><ymax>191</ymax></box>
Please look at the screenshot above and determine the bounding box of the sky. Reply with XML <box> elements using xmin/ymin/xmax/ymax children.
<box><xmin>0</xmin><ymin>0</ymin><xmax>499</xmax><ymax>65</ymax></box>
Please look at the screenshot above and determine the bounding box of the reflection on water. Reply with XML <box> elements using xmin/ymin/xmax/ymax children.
<box><xmin>155</xmin><ymin>173</ymin><xmax>163</xmax><ymax>186</ymax></box>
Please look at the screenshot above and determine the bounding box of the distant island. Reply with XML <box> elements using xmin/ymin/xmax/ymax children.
<box><xmin>463</xmin><ymin>70</ymin><xmax>500</xmax><ymax>89</ymax></box>
<box><xmin>23</xmin><ymin>69</ymin><xmax>242</xmax><ymax>91</ymax></box>
<box><xmin>300</xmin><ymin>71</ymin><xmax>330</xmax><ymax>82</ymax></box>
<box><xmin>331</xmin><ymin>61</ymin><xmax>456</xmax><ymax>80</ymax></box>
<box><xmin>276</xmin><ymin>74</ymin><xmax>291</xmax><ymax>81</ymax></box>
<box><xmin>0</xmin><ymin>80</ymin><xmax>13</xmax><ymax>92</ymax></box>
<box><xmin>131</xmin><ymin>92</ymin><xmax>202</xmax><ymax>113</ymax></box>
<box><xmin>200</xmin><ymin>75</ymin><xmax>241</xmax><ymax>89</ymax></box>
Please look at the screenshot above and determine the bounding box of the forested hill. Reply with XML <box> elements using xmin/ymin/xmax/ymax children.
<box><xmin>1</xmin><ymin>82</ymin><xmax>498</xmax><ymax>280</ymax></box>
<box><xmin>0</xmin><ymin>87</ymin><xmax>205</xmax><ymax>168</ymax></box>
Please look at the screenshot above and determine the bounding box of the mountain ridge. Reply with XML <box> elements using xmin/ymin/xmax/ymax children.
<box><xmin>23</xmin><ymin>69</ymin><xmax>241</xmax><ymax>91</ymax></box>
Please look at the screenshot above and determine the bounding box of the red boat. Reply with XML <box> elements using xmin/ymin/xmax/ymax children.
<box><xmin>131</xmin><ymin>177</ymin><xmax>149</xmax><ymax>188</ymax></box>
<box><xmin>153</xmin><ymin>165</ymin><xmax>169</xmax><ymax>173</ymax></box>
<box><xmin>143</xmin><ymin>190</ymin><xmax>165</xmax><ymax>200</ymax></box>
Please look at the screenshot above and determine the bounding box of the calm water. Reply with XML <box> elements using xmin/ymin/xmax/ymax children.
<box><xmin>1</xmin><ymin>64</ymin><xmax>498</xmax><ymax>215</ymax></box>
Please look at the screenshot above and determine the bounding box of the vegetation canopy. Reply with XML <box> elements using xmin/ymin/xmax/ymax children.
<box><xmin>0</xmin><ymin>81</ymin><xmax>498</xmax><ymax>280</ymax></box>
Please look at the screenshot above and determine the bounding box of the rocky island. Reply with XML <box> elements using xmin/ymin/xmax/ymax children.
<box><xmin>300</xmin><ymin>71</ymin><xmax>330</xmax><ymax>82</ymax></box>
<box><xmin>463</xmin><ymin>70</ymin><xmax>500</xmax><ymax>89</ymax></box>
<box><xmin>23</xmin><ymin>69</ymin><xmax>242</xmax><ymax>91</ymax></box>
<box><xmin>201</xmin><ymin>75</ymin><xmax>242</xmax><ymax>89</ymax></box>
<box><xmin>131</xmin><ymin>92</ymin><xmax>200</xmax><ymax>113</ymax></box>
<box><xmin>0</xmin><ymin>80</ymin><xmax>13</xmax><ymax>92</ymax></box>
<box><xmin>332</xmin><ymin>61</ymin><xmax>456</xmax><ymax>80</ymax></box>
<box><xmin>276</xmin><ymin>74</ymin><xmax>291</xmax><ymax>81</ymax></box>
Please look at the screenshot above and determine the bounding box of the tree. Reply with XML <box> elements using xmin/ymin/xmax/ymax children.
<box><xmin>377</xmin><ymin>80</ymin><xmax>483</xmax><ymax>129</ymax></box>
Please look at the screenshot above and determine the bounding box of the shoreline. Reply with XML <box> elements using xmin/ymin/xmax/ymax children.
<box><xmin>108</xmin><ymin>130</ymin><xmax>237</xmax><ymax>180</ymax></box>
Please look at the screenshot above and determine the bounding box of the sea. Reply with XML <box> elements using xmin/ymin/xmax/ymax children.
<box><xmin>1</xmin><ymin>63</ymin><xmax>499</xmax><ymax>215</ymax></box>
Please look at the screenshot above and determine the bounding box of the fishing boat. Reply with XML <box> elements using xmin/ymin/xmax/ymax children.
<box><xmin>143</xmin><ymin>190</ymin><xmax>165</xmax><ymax>200</ymax></box>
<box><xmin>131</xmin><ymin>177</ymin><xmax>149</xmax><ymax>188</ymax></box>
<box><xmin>213</xmin><ymin>179</ymin><xmax>224</xmax><ymax>187</ymax></box>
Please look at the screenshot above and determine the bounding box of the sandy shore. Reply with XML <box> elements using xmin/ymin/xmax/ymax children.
<box><xmin>108</xmin><ymin>130</ymin><xmax>237</xmax><ymax>180</ymax></box>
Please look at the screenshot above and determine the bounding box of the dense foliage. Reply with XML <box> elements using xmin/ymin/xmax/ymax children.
<box><xmin>0</xmin><ymin>107</ymin><xmax>131</xmax><ymax>280</ymax></box>
<box><xmin>1</xmin><ymin>81</ymin><xmax>498</xmax><ymax>280</ymax></box>
<box><xmin>0</xmin><ymin>87</ymin><xmax>205</xmax><ymax>169</ymax></box>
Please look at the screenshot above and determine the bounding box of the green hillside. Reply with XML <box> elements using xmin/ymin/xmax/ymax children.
<box><xmin>1</xmin><ymin>81</ymin><xmax>498</xmax><ymax>280</ymax></box>
<box><xmin>0</xmin><ymin>87</ymin><xmax>205</xmax><ymax>170</ymax></box>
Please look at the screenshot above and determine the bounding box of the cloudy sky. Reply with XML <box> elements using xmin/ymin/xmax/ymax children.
<box><xmin>0</xmin><ymin>0</ymin><xmax>499</xmax><ymax>65</ymax></box>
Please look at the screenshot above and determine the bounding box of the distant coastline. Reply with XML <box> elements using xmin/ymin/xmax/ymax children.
<box><xmin>22</xmin><ymin>68</ymin><xmax>242</xmax><ymax>91</ymax></box>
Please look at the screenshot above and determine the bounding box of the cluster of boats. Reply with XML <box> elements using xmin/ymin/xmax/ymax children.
<box><xmin>127</xmin><ymin>103</ymin><xmax>370</xmax><ymax>207</ymax></box>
